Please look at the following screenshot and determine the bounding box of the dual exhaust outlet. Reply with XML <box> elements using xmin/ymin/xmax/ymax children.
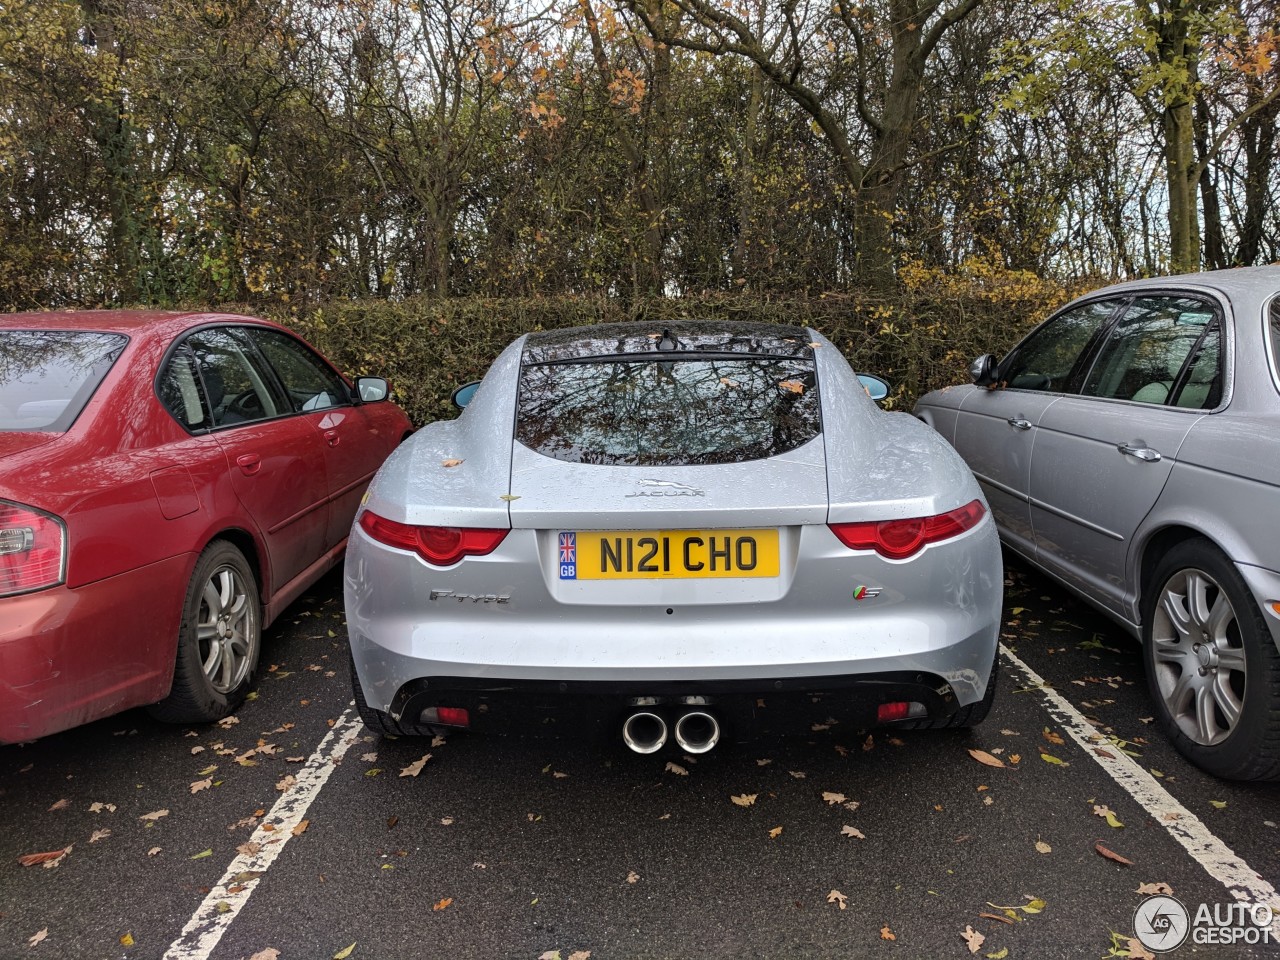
<box><xmin>622</xmin><ymin>707</ymin><xmax>720</xmax><ymax>755</ymax></box>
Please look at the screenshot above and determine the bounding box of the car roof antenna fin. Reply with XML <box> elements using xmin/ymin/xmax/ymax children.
<box><xmin>656</xmin><ymin>328</ymin><xmax>679</xmax><ymax>352</ymax></box>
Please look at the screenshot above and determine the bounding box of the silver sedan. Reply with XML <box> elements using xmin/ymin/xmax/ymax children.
<box><xmin>346</xmin><ymin>322</ymin><xmax>1002</xmax><ymax>754</ymax></box>
<box><xmin>915</xmin><ymin>266</ymin><xmax>1280</xmax><ymax>781</ymax></box>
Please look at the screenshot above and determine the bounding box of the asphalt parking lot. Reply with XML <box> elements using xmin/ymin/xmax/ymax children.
<box><xmin>1</xmin><ymin>557</ymin><xmax>1277</xmax><ymax>960</ymax></box>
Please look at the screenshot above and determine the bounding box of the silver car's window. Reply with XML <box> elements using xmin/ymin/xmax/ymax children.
<box><xmin>1000</xmin><ymin>299</ymin><xmax>1120</xmax><ymax>392</ymax></box>
<box><xmin>0</xmin><ymin>330</ymin><xmax>126</xmax><ymax>432</ymax></box>
<box><xmin>1269</xmin><ymin>299</ymin><xmax>1280</xmax><ymax>393</ymax></box>
<box><xmin>1080</xmin><ymin>296</ymin><xmax>1219</xmax><ymax>407</ymax></box>
<box><xmin>517</xmin><ymin>357</ymin><xmax>820</xmax><ymax>466</ymax></box>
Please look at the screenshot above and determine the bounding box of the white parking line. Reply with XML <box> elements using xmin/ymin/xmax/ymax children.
<box><xmin>1000</xmin><ymin>644</ymin><xmax>1280</xmax><ymax>932</ymax></box>
<box><xmin>163</xmin><ymin>707</ymin><xmax>364</xmax><ymax>960</ymax></box>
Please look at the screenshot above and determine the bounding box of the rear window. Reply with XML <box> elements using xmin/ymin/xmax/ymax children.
<box><xmin>0</xmin><ymin>330</ymin><xmax>127</xmax><ymax>431</ymax></box>
<box><xmin>516</xmin><ymin>324</ymin><xmax>821</xmax><ymax>466</ymax></box>
<box><xmin>1269</xmin><ymin>299</ymin><xmax>1280</xmax><ymax>394</ymax></box>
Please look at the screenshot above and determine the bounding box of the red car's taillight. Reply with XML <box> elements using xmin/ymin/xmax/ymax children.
<box><xmin>358</xmin><ymin>511</ymin><xmax>508</xmax><ymax>566</ymax></box>
<box><xmin>0</xmin><ymin>500</ymin><xmax>67</xmax><ymax>597</ymax></box>
<box><xmin>828</xmin><ymin>499</ymin><xmax>985</xmax><ymax>560</ymax></box>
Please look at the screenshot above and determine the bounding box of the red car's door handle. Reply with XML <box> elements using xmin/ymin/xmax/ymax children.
<box><xmin>324</xmin><ymin>429</ymin><xmax>340</xmax><ymax>447</ymax></box>
<box><xmin>236</xmin><ymin>454</ymin><xmax>262</xmax><ymax>476</ymax></box>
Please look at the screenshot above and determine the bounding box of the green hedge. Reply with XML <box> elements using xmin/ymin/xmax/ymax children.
<box><xmin>282</xmin><ymin>285</ymin><xmax>1068</xmax><ymax>427</ymax></box>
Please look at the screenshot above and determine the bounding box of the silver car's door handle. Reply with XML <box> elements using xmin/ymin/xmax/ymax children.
<box><xmin>1008</xmin><ymin>417</ymin><xmax>1032</xmax><ymax>430</ymax></box>
<box><xmin>1118</xmin><ymin>443</ymin><xmax>1162</xmax><ymax>462</ymax></box>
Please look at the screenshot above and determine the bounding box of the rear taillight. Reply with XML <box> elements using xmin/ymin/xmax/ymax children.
<box><xmin>0</xmin><ymin>500</ymin><xmax>66</xmax><ymax>597</ymax></box>
<box><xmin>828</xmin><ymin>499</ymin><xmax>985</xmax><ymax>560</ymax></box>
<box><xmin>358</xmin><ymin>511</ymin><xmax>507</xmax><ymax>566</ymax></box>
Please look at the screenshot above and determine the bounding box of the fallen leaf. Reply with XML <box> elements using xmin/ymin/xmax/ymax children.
<box><xmin>789</xmin><ymin>770</ymin><xmax>806</xmax><ymax>779</ymax></box>
<box><xmin>730</xmin><ymin>793</ymin><xmax>757</xmax><ymax>807</ymax></box>
<box><xmin>147</xmin><ymin>847</ymin><xmax>162</xmax><ymax>856</ymax></box>
<box><xmin>1209</xmin><ymin>800</ymin><xmax>1227</xmax><ymax>809</ymax></box>
<box><xmin>843</xmin><ymin>801</ymin><xmax>861</xmax><ymax>812</ymax></box>
<box><xmin>441</xmin><ymin>458</ymin><xmax>464</xmax><ymax>468</ymax></box>
<box><xmin>778</xmin><ymin>379</ymin><xmax>805</xmax><ymax>394</ymax></box>
<box><xmin>19</xmin><ymin>847</ymin><xmax>71</xmax><ymax>868</ymax></box>
<box><xmin>811</xmin><ymin>723</ymin><xmax>830</xmax><ymax>732</ymax></box>
<box><xmin>1040</xmin><ymin>753</ymin><xmax>1068</xmax><ymax>766</ymax></box>
<box><xmin>538</xmin><ymin>953</ymin><xmax>561</xmax><ymax>960</ymax></box>
<box><xmin>821</xmin><ymin>791</ymin><xmax>847</xmax><ymax>805</ymax></box>
<box><xmin>567</xmin><ymin>953</ymin><xmax>591</xmax><ymax>960</ymax></box>
<box><xmin>1136</xmin><ymin>882</ymin><xmax>1173</xmax><ymax>895</ymax></box>
<box><xmin>961</xmin><ymin>925</ymin><xmax>985</xmax><ymax>953</ymax></box>
<box><xmin>400</xmin><ymin>754</ymin><xmax>432</xmax><ymax>778</ymax></box>
<box><xmin>827</xmin><ymin>890</ymin><xmax>848</xmax><ymax>910</ymax></box>
<box><xmin>441</xmin><ymin>817</ymin><xmax>455</xmax><ymax>825</ymax></box>
<box><xmin>665</xmin><ymin>762</ymin><xmax>688</xmax><ymax>776</ymax></box>
<box><xmin>1035</xmin><ymin>840</ymin><xmax>1052</xmax><ymax>854</ymax></box>
<box><xmin>276</xmin><ymin>775</ymin><xmax>296</xmax><ymax>792</ymax></box>
<box><xmin>757</xmin><ymin>758</ymin><xmax>773</xmax><ymax>766</ymax></box>
<box><xmin>431</xmin><ymin>735</ymin><xmax>447</xmax><ymax>747</ymax></box>
<box><xmin>979</xmin><ymin>913</ymin><xmax>1015</xmax><ymax>925</ymax></box>
<box><xmin>432</xmin><ymin>897</ymin><xmax>452</xmax><ymax>911</ymax></box>
<box><xmin>1042</xmin><ymin>727</ymin><xmax>1065</xmax><ymax>745</ymax></box>
<box><xmin>880</xmin><ymin>926</ymin><xmax>896</xmax><ymax>941</ymax></box>
<box><xmin>986</xmin><ymin>949</ymin><xmax>1010</xmax><ymax>959</ymax></box>
<box><xmin>191</xmin><ymin>778</ymin><xmax>213</xmax><ymax>795</ymax></box>
<box><xmin>626</xmin><ymin>871</ymin><xmax>639</xmax><ymax>883</ymax></box>
<box><xmin>333</xmin><ymin>945</ymin><xmax>356</xmax><ymax>960</ymax></box>
<box><xmin>498</xmin><ymin>494</ymin><xmax>521</xmax><ymax>501</ymax></box>
<box><xmin>217</xmin><ymin>715</ymin><xmax>240</xmax><ymax>728</ymax></box>
<box><xmin>190</xmin><ymin>849</ymin><xmax>213</xmax><ymax>860</ymax></box>
<box><xmin>833</xmin><ymin>744</ymin><xmax>849</xmax><ymax>757</ymax></box>
<box><xmin>249</xmin><ymin>950</ymin><xmax>281</xmax><ymax>960</ymax></box>
<box><xmin>1093</xmin><ymin>804</ymin><xmax>1124</xmax><ymax>829</ymax></box>
<box><xmin>841</xmin><ymin>825</ymin><xmax>865</xmax><ymax>840</ymax></box>
<box><xmin>361</xmin><ymin>753</ymin><xmax>378</xmax><ymax>763</ymax></box>
<box><xmin>120</xmin><ymin>932</ymin><xmax>134</xmax><ymax>947</ymax></box>
<box><xmin>88</xmin><ymin>802</ymin><xmax>116</xmax><ymax>813</ymax></box>
<box><xmin>768</xmin><ymin>826</ymin><xmax>783</xmax><ymax>838</ymax></box>
<box><xmin>292</xmin><ymin>820</ymin><xmax>310</xmax><ymax>836</ymax></box>
<box><xmin>89</xmin><ymin>829</ymin><xmax>111</xmax><ymax>844</ymax></box>
<box><xmin>553</xmin><ymin>771</ymin><xmax>568</xmax><ymax>779</ymax></box>
<box><xmin>1095</xmin><ymin>842</ymin><xmax>1133</xmax><ymax>866</ymax></box>
<box><xmin>47</xmin><ymin>799</ymin><xmax>69</xmax><ymax>812</ymax></box>
<box><xmin>139</xmin><ymin>809</ymin><xmax>170</xmax><ymax>821</ymax></box>
<box><xmin>968</xmin><ymin>749</ymin><xmax>1005</xmax><ymax>769</ymax></box>
<box><xmin>28</xmin><ymin>929</ymin><xmax>47</xmax><ymax>947</ymax></box>
<box><xmin>1125</xmin><ymin>938</ymin><xmax>1156</xmax><ymax>960</ymax></box>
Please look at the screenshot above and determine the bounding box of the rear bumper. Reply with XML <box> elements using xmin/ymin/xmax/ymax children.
<box><xmin>0</xmin><ymin>559</ymin><xmax>186</xmax><ymax>744</ymax></box>
<box><xmin>384</xmin><ymin>671</ymin><xmax>967</xmax><ymax>733</ymax></box>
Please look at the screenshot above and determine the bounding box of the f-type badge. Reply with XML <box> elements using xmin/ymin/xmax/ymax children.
<box><xmin>852</xmin><ymin>586</ymin><xmax>883</xmax><ymax>601</ymax></box>
<box><xmin>626</xmin><ymin>479</ymin><xmax>705</xmax><ymax>498</ymax></box>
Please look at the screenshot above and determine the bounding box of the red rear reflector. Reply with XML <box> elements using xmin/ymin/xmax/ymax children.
<box><xmin>828</xmin><ymin>499</ymin><xmax>985</xmax><ymax>560</ymax></box>
<box><xmin>436</xmin><ymin>707</ymin><xmax>470</xmax><ymax>727</ymax></box>
<box><xmin>359</xmin><ymin>511</ymin><xmax>507</xmax><ymax>566</ymax></box>
<box><xmin>877</xmin><ymin>702</ymin><xmax>911</xmax><ymax>723</ymax></box>
<box><xmin>0</xmin><ymin>500</ymin><xmax>66</xmax><ymax>597</ymax></box>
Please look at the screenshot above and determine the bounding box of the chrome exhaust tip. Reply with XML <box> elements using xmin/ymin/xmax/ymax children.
<box><xmin>674</xmin><ymin>710</ymin><xmax>720</xmax><ymax>754</ymax></box>
<box><xmin>622</xmin><ymin>711</ymin><xmax>668</xmax><ymax>754</ymax></box>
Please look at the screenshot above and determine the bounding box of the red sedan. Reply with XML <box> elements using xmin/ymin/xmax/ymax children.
<box><xmin>0</xmin><ymin>310</ymin><xmax>413</xmax><ymax>742</ymax></box>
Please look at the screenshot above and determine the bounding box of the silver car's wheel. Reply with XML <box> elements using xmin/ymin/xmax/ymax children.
<box><xmin>1142</xmin><ymin>539</ymin><xmax>1280</xmax><ymax>781</ymax></box>
<box><xmin>149</xmin><ymin>541</ymin><xmax>261</xmax><ymax>724</ymax></box>
<box><xmin>1149</xmin><ymin>567</ymin><xmax>1246</xmax><ymax>746</ymax></box>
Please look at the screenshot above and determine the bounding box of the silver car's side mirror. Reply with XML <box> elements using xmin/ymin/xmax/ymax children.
<box><xmin>969</xmin><ymin>355</ymin><xmax>998</xmax><ymax>386</ymax></box>
<box><xmin>856</xmin><ymin>373</ymin><xmax>890</xmax><ymax>402</ymax></box>
<box><xmin>452</xmin><ymin>381</ymin><xmax>481</xmax><ymax>410</ymax></box>
<box><xmin>355</xmin><ymin>377</ymin><xmax>390</xmax><ymax>403</ymax></box>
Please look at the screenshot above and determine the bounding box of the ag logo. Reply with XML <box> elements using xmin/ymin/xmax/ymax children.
<box><xmin>1133</xmin><ymin>894</ymin><xmax>1190</xmax><ymax>953</ymax></box>
<box><xmin>852</xmin><ymin>586</ymin><xmax>883</xmax><ymax>601</ymax></box>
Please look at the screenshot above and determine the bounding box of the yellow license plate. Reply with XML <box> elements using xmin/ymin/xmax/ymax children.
<box><xmin>559</xmin><ymin>529</ymin><xmax>779</xmax><ymax>580</ymax></box>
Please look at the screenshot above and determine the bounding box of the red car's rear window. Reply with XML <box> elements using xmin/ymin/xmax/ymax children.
<box><xmin>0</xmin><ymin>330</ymin><xmax>127</xmax><ymax>432</ymax></box>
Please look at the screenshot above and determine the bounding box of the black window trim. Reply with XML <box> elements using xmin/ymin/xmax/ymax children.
<box><xmin>997</xmin><ymin>295</ymin><xmax>1131</xmax><ymax>395</ymax></box>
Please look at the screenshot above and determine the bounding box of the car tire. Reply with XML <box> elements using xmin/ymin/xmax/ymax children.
<box><xmin>1142</xmin><ymin>539</ymin><xmax>1280</xmax><ymax>781</ymax></box>
<box><xmin>350</xmin><ymin>653</ymin><xmax>442</xmax><ymax>738</ymax></box>
<box><xmin>149</xmin><ymin>541</ymin><xmax>261</xmax><ymax>724</ymax></box>
<box><xmin>900</xmin><ymin>653</ymin><xmax>998</xmax><ymax>730</ymax></box>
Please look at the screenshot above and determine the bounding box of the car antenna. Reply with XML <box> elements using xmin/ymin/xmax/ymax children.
<box><xmin>656</xmin><ymin>328</ymin><xmax>679</xmax><ymax>351</ymax></box>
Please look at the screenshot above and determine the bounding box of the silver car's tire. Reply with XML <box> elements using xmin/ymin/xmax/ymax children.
<box><xmin>350</xmin><ymin>653</ymin><xmax>443</xmax><ymax>738</ymax></box>
<box><xmin>149</xmin><ymin>541</ymin><xmax>261</xmax><ymax>724</ymax></box>
<box><xmin>1142</xmin><ymin>540</ymin><xmax>1280</xmax><ymax>781</ymax></box>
